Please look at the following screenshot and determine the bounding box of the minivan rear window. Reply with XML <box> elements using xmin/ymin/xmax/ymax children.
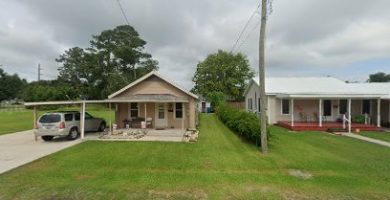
<box><xmin>39</xmin><ymin>114</ymin><xmax>61</xmax><ymax>123</ymax></box>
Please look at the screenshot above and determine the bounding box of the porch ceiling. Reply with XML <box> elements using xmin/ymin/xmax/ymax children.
<box><xmin>276</xmin><ymin>93</ymin><xmax>385</xmax><ymax>99</ymax></box>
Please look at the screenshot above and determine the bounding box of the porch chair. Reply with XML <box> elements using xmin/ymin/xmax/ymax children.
<box><xmin>299</xmin><ymin>112</ymin><xmax>308</xmax><ymax>122</ymax></box>
<box><xmin>146</xmin><ymin>117</ymin><xmax>153</xmax><ymax>128</ymax></box>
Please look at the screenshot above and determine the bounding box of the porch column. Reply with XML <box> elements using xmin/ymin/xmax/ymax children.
<box><xmin>144</xmin><ymin>102</ymin><xmax>147</xmax><ymax>121</ymax></box>
<box><xmin>33</xmin><ymin>106</ymin><xmax>38</xmax><ymax>141</ymax></box>
<box><xmin>291</xmin><ymin>99</ymin><xmax>294</xmax><ymax>127</ymax></box>
<box><xmin>377</xmin><ymin>98</ymin><xmax>381</xmax><ymax>127</ymax></box>
<box><xmin>182</xmin><ymin>102</ymin><xmax>185</xmax><ymax>131</ymax></box>
<box><xmin>80</xmin><ymin>101</ymin><xmax>86</xmax><ymax>139</ymax></box>
<box><xmin>319</xmin><ymin>99</ymin><xmax>323</xmax><ymax>127</ymax></box>
<box><xmin>348</xmin><ymin>99</ymin><xmax>352</xmax><ymax>133</ymax></box>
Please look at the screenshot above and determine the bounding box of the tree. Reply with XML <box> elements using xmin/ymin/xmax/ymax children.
<box><xmin>258</xmin><ymin>0</ymin><xmax>268</xmax><ymax>153</ymax></box>
<box><xmin>57</xmin><ymin>25</ymin><xmax>158</xmax><ymax>99</ymax></box>
<box><xmin>368</xmin><ymin>72</ymin><xmax>390</xmax><ymax>82</ymax></box>
<box><xmin>0</xmin><ymin>68</ymin><xmax>27</xmax><ymax>101</ymax></box>
<box><xmin>21</xmin><ymin>80</ymin><xmax>81</xmax><ymax>102</ymax></box>
<box><xmin>192</xmin><ymin>50</ymin><xmax>254</xmax><ymax>101</ymax></box>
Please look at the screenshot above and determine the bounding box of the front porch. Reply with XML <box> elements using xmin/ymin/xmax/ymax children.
<box><xmin>278</xmin><ymin>121</ymin><xmax>383</xmax><ymax>132</ymax></box>
<box><xmin>275</xmin><ymin>97</ymin><xmax>386</xmax><ymax>132</ymax></box>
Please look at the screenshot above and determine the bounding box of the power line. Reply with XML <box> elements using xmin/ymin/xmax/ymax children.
<box><xmin>235</xmin><ymin>17</ymin><xmax>261</xmax><ymax>53</ymax></box>
<box><xmin>230</xmin><ymin>3</ymin><xmax>261</xmax><ymax>53</ymax></box>
<box><xmin>230</xmin><ymin>0</ymin><xmax>274</xmax><ymax>54</ymax></box>
<box><xmin>116</xmin><ymin>0</ymin><xmax>131</xmax><ymax>26</ymax></box>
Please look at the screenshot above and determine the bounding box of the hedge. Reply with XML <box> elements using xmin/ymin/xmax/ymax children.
<box><xmin>215</xmin><ymin>103</ymin><xmax>269</xmax><ymax>147</ymax></box>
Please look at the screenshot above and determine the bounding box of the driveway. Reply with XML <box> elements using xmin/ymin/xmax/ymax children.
<box><xmin>0</xmin><ymin>130</ymin><xmax>82</xmax><ymax>174</ymax></box>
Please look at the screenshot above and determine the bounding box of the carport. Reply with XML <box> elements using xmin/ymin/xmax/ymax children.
<box><xmin>24</xmin><ymin>100</ymin><xmax>113</xmax><ymax>140</ymax></box>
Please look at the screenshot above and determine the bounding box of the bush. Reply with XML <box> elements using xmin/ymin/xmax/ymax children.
<box><xmin>216</xmin><ymin>103</ymin><xmax>269</xmax><ymax>147</ymax></box>
<box><xmin>353</xmin><ymin>115</ymin><xmax>365</xmax><ymax>124</ymax></box>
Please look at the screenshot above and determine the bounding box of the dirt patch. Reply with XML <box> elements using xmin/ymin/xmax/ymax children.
<box><xmin>203</xmin><ymin>159</ymin><xmax>212</xmax><ymax>169</ymax></box>
<box><xmin>148</xmin><ymin>189</ymin><xmax>208</xmax><ymax>200</ymax></box>
<box><xmin>288</xmin><ymin>169</ymin><xmax>313</xmax><ymax>180</ymax></box>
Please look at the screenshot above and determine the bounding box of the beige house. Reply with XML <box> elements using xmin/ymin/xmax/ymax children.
<box><xmin>108</xmin><ymin>71</ymin><xmax>198</xmax><ymax>130</ymax></box>
<box><xmin>245</xmin><ymin>77</ymin><xmax>390</xmax><ymax>132</ymax></box>
<box><xmin>25</xmin><ymin>71</ymin><xmax>198</xmax><ymax>139</ymax></box>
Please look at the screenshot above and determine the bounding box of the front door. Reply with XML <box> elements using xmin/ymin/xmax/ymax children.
<box><xmin>155</xmin><ymin>103</ymin><xmax>168</xmax><ymax>128</ymax></box>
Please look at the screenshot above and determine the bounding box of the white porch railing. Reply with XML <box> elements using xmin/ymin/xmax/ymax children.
<box><xmin>342</xmin><ymin>114</ymin><xmax>350</xmax><ymax>129</ymax></box>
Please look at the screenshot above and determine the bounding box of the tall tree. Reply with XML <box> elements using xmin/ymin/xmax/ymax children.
<box><xmin>57</xmin><ymin>25</ymin><xmax>158</xmax><ymax>99</ymax></box>
<box><xmin>258</xmin><ymin>0</ymin><xmax>268</xmax><ymax>153</ymax></box>
<box><xmin>0</xmin><ymin>68</ymin><xmax>27</xmax><ymax>101</ymax></box>
<box><xmin>368</xmin><ymin>72</ymin><xmax>390</xmax><ymax>82</ymax></box>
<box><xmin>192</xmin><ymin>50</ymin><xmax>254</xmax><ymax>101</ymax></box>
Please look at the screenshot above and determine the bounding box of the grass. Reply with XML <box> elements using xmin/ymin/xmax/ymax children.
<box><xmin>0</xmin><ymin>114</ymin><xmax>389</xmax><ymax>199</ymax></box>
<box><xmin>359</xmin><ymin>131</ymin><xmax>390</xmax><ymax>142</ymax></box>
<box><xmin>0</xmin><ymin>105</ymin><xmax>114</xmax><ymax>135</ymax></box>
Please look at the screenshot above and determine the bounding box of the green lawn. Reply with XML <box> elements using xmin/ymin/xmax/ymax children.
<box><xmin>360</xmin><ymin>131</ymin><xmax>390</xmax><ymax>142</ymax></box>
<box><xmin>0</xmin><ymin>114</ymin><xmax>389</xmax><ymax>199</ymax></box>
<box><xmin>0</xmin><ymin>105</ymin><xmax>114</xmax><ymax>135</ymax></box>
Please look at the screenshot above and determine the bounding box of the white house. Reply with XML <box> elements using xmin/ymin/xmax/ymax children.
<box><xmin>244</xmin><ymin>77</ymin><xmax>390</xmax><ymax>131</ymax></box>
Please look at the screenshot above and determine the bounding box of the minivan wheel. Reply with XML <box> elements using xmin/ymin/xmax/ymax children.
<box><xmin>67</xmin><ymin>128</ymin><xmax>79</xmax><ymax>140</ymax></box>
<box><xmin>42</xmin><ymin>136</ymin><xmax>54</xmax><ymax>141</ymax></box>
<box><xmin>98</xmin><ymin>122</ymin><xmax>106</xmax><ymax>132</ymax></box>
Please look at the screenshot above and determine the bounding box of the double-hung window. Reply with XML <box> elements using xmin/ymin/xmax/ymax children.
<box><xmin>130</xmin><ymin>103</ymin><xmax>138</xmax><ymax>119</ymax></box>
<box><xmin>281</xmin><ymin>99</ymin><xmax>290</xmax><ymax>115</ymax></box>
<box><xmin>175</xmin><ymin>103</ymin><xmax>183</xmax><ymax>119</ymax></box>
<box><xmin>248</xmin><ymin>98</ymin><xmax>253</xmax><ymax>110</ymax></box>
<box><xmin>362</xmin><ymin>100</ymin><xmax>371</xmax><ymax>114</ymax></box>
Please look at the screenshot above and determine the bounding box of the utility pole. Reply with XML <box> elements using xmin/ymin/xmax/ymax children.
<box><xmin>258</xmin><ymin>0</ymin><xmax>268</xmax><ymax>153</ymax></box>
<box><xmin>38</xmin><ymin>64</ymin><xmax>42</xmax><ymax>81</ymax></box>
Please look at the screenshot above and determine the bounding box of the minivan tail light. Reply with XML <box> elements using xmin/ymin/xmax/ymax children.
<box><xmin>59</xmin><ymin>122</ymin><xmax>65</xmax><ymax>129</ymax></box>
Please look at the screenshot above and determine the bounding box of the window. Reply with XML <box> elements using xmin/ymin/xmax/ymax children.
<box><xmin>323</xmin><ymin>100</ymin><xmax>332</xmax><ymax>116</ymax></box>
<box><xmin>75</xmin><ymin>113</ymin><xmax>80</xmax><ymax>121</ymax></box>
<box><xmin>258</xmin><ymin>98</ymin><xmax>261</xmax><ymax>112</ymax></box>
<box><xmin>64</xmin><ymin>113</ymin><xmax>73</xmax><ymax>121</ymax></box>
<box><xmin>39</xmin><ymin>114</ymin><xmax>61</xmax><ymax>123</ymax></box>
<box><xmin>130</xmin><ymin>103</ymin><xmax>138</xmax><ymax>118</ymax></box>
<box><xmin>248</xmin><ymin>98</ymin><xmax>253</xmax><ymax>110</ymax></box>
<box><xmin>282</xmin><ymin>99</ymin><xmax>290</xmax><ymax>115</ymax></box>
<box><xmin>175</xmin><ymin>103</ymin><xmax>183</xmax><ymax>119</ymax></box>
<box><xmin>339</xmin><ymin>99</ymin><xmax>347</xmax><ymax>114</ymax></box>
<box><xmin>362</xmin><ymin>100</ymin><xmax>371</xmax><ymax>114</ymax></box>
<box><xmin>254</xmin><ymin>92</ymin><xmax>257</xmax><ymax>111</ymax></box>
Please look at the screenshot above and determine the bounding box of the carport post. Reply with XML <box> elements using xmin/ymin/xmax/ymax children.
<box><xmin>80</xmin><ymin>101</ymin><xmax>85</xmax><ymax>139</ymax></box>
<box><xmin>33</xmin><ymin>106</ymin><xmax>38</xmax><ymax>141</ymax></box>
<box><xmin>109</xmin><ymin>103</ymin><xmax>112</xmax><ymax>135</ymax></box>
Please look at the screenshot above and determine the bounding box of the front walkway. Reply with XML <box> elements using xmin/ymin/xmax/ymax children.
<box><xmin>342</xmin><ymin>132</ymin><xmax>390</xmax><ymax>148</ymax></box>
<box><xmin>0</xmin><ymin>130</ymin><xmax>82</xmax><ymax>174</ymax></box>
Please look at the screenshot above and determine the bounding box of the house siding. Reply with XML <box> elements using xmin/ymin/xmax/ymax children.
<box><xmin>111</xmin><ymin>75</ymin><xmax>196</xmax><ymax>129</ymax></box>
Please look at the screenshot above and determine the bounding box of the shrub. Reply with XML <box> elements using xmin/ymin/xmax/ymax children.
<box><xmin>216</xmin><ymin>103</ymin><xmax>269</xmax><ymax>147</ymax></box>
<box><xmin>353</xmin><ymin>115</ymin><xmax>365</xmax><ymax>123</ymax></box>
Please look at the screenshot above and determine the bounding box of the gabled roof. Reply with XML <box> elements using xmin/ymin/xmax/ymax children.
<box><xmin>108</xmin><ymin>70</ymin><xmax>198</xmax><ymax>99</ymax></box>
<box><xmin>245</xmin><ymin>77</ymin><xmax>389</xmax><ymax>98</ymax></box>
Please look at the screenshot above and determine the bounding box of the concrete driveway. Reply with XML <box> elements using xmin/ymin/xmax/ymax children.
<box><xmin>0</xmin><ymin>130</ymin><xmax>82</xmax><ymax>174</ymax></box>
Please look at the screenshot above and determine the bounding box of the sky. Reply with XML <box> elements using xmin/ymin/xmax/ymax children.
<box><xmin>0</xmin><ymin>0</ymin><xmax>390</xmax><ymax>90</ymax></box>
